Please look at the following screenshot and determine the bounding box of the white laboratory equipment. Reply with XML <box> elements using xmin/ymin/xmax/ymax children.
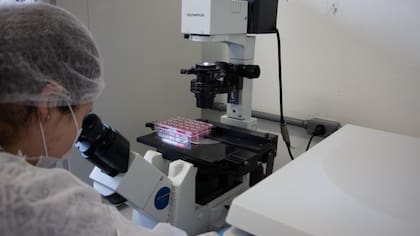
<box><xmin>224</xmin><ymin>125</ymin><xmax>420</xmax><ymax>235</ymax></box>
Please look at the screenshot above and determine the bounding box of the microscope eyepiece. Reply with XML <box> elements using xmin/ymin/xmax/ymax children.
<box><xmin>80</xmin><ymin>113</ymin><xmax>108</xmax><ymax>142</ymax></box>
<box><xmin>77</xmin><ymin>114</ymin><xmax>130</xmax><ymax>176</ymax></box>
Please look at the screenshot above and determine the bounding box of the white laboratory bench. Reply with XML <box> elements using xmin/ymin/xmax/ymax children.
<box><xmin>225</xmin><ymin>124</ymin><xmax>420</xmax><ymax>236</ymax></box>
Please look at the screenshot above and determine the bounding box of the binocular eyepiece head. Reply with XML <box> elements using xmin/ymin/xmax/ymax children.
<box><xmin>76</xmin><ymin>113</ymin><xmax>129</xmax><ymax>177</ymax></box>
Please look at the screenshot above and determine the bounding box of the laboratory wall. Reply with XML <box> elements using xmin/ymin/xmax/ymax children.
<box><xmin>202</xmin><ymin>0</ymin><xmax>420</xmax><ymax>168</ymax></box>
<box><xmin>252</xmin><ymin>0</ymin><xmax>420</xmax><ymax>138</ymax></box>
<box><xmin>57</xmin><ymin>0</ymin><xmax>201</xmax><ymax>183</ymax></box>
<box><xmin>205</xmin><ymin>1</ymin><xmax>420</xmax><ymax>137</ymax></box>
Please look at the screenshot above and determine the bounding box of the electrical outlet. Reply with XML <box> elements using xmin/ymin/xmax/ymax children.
<box><xmin>306</xmin><ymin>118</ymin><xmax>341</xmax><ymax>137</ymax></box>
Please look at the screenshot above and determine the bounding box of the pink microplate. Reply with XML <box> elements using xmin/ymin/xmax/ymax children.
<box><xmin>154</xmin><ymin>117</ymin><xmax>213</xmax><ymax>144</ymax></box>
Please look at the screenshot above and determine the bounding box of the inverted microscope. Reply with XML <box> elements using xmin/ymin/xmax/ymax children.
<box><xmin>76</xmin><ymin>1</ymin><xmax>280</xmax><ymax>235</ymax></box>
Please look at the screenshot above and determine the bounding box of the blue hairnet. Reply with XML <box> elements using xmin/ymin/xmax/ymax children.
<box><xmin>0</xmin><ymin>3</ymin><xmax>104</xmax><ymax>107</ymax></box>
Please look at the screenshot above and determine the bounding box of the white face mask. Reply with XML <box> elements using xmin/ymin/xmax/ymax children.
<box><xmin>35</xmin><ymin>105</ymin><xmax>82</xmax><ymax>168</ymax></box>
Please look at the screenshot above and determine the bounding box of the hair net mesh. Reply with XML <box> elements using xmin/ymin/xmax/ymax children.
<box><xmin>0</xmin><ymin>3</ymin><xmax>104</xmax><ymax>107</ymax></box>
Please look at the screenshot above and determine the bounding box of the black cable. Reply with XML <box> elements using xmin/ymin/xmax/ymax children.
<box><xmin>275</xmin><ymin>28</ymin><xmax>285</xmax><ymax>123</ymax></box>
<box><xmin>275</xmin><ymin>28</ymin><xmax>294</xmax><ymax>161</ymax></box>
<box><xmin>287</xmin><ymin>145</ymin><xmax>294</xmax><ymax>160</ymax></box>
<box><xmin>305</xmin><ymin>134</ymin><xmax>315</xmax><ymax>151</ymax></box>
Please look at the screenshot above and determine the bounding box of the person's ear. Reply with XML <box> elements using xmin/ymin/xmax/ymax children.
<box><xmin>36</xmin><ymin>105</ymin><xmax>49</xmax><ymax>124</ymax></box>
<box><xmin>36</xmin><ymin>83</ymin><xmax>61</xmax><ymax>123</ymax></box>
